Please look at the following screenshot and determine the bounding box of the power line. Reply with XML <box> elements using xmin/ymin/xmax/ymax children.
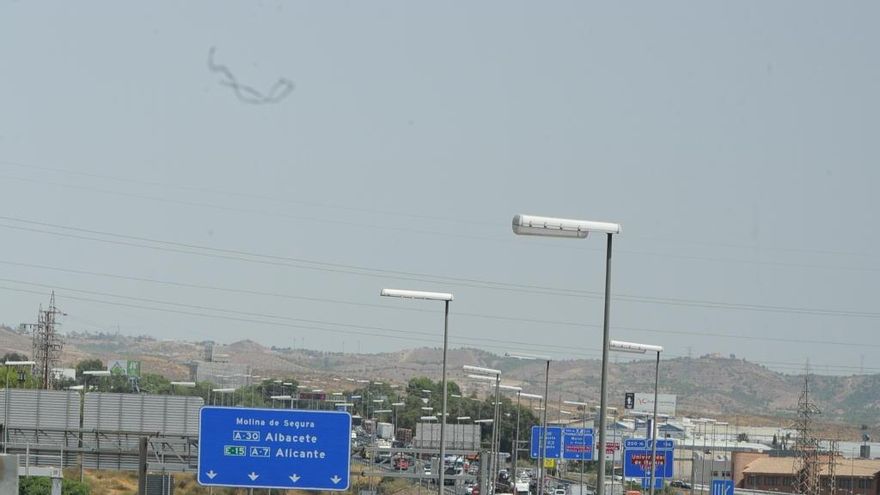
<box><xmin>1</xmin><ymin>215</ymin><xmax>879</xmax><ymax>319</ymax></box>
<box><xmin>0</xmin><ymin>172</ymin><xmax>506</xmax><ymax>245</ymax></box>
<box><xmin>0</xmin><ymin>281</ymin><xmax>877</xmax><ymax>375</ymax></box>
<box><xmin>1</xmin><ymin>259</ymin><xmax>878</xmax><ymax>350</ymax></box>
<box><xmin>3</xmin><ymin>159</ymin><xmax>877</xmax><ymax>261</ymax></box>
<box><xmin>0</xmin><ymin>279</ymin><xmax>598</xmax><ymax>355</ymax></box>
<box><xmin>3</xmin><ymin>166</ymin><xmax>880</xmax><ymax>274</ymax></box>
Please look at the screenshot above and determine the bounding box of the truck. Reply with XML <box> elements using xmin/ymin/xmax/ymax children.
<box><xmin>377</xmin><ymin>422</ymin><xmax>394</xmax><ymax>440</ymax></box>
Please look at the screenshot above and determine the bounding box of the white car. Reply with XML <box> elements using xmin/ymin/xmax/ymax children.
<box><xmin>555</xmin><ymin>489</ymin><xmax>567</xmax><ymax>495</ymax></box>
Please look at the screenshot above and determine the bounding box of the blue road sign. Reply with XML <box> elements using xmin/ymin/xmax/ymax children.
<box><xmin>562</xmin><ymin>428</ymin><xmax>594</xmax><ymax>461</ymax></box>
<box><xmin>623</xmin><ymin>438</ymin><xmax>674</xmax><ymax>479</ymax></box>
<box><xmin>530</xmin><ymin>426</ymin><xmax>562</xmax><ymax>459</ymax></box>
<box><xmin>712</xmin><ymin>480</ymin><xmax>735</xmax><ymax>495</ymax></box>
<box><xmin>198</xmin><ymin>407</ymin><xmax>352</xmax><ymax>491</ymax></box>
<box><xmin>641</xmin><ymin>478</ymin><xmax>664</xmax><ymax>490</ymax></box>
<box><xmin>623</xmin><ymin>438</ymin><xmax>674</xmax><ymax>450</ymax></box>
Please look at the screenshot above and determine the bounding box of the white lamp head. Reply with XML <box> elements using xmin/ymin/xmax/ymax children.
<box><xmin>512</xmin><ymin>214</ymin><xmax>621</xmax><ymax>238</ymax></box>
<box><xmin>609</xmin><ymin>340</ymin><xmax>663</xmax><ymax>354</ymax></box>
<box><xmin>381</xmin><ymin>289</ymin><xmax>453</xmax><ymax>301</ymax></box>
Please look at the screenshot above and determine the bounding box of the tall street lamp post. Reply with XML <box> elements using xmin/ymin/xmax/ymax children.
<box><xmin>465</xmin><ymin>366</ymin><xmax>502</xmax><ymax>492</ymax></box>
<box><xmin>500</xmin><ymin>385</ymin><xmax>523</xmax><ymax>477</ymax></box>
<box><xmin>564</xmin><ymin>400</ymin><xmax>589</xmax><ymax>490</ymax></box>
<box><xmin>512</xmin><ymin>214</ymin><xmax>621</xmax><ymax>495</ymax></box>
<box><xmin>382</xmin><ymin>288</ymin><xmax>453</xmax><ymax>492</ymax></box>
<box><xmin>506</xmin><ymin>353</ymin><xmax>551</xmax><ymax>495</ymax></box>
<box><xmin>520</xmin><ymin>392</ymin><xmax>543</xmax><ymax>484</ymax></box>
<box><xmin>610</xmin><ymin>340</ymin><xmax>663</xmax><ymax>495</ymax></box>
<box><xmin>4</xmin><ymin>360</ymin><xmax>36</xmax><ymax>453</ymax></box>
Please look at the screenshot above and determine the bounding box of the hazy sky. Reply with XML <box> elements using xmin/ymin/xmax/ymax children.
<box><xmin>1</xmin><ymin>2</ymin><xmax>878</xmax><ymax>375</ymax></box>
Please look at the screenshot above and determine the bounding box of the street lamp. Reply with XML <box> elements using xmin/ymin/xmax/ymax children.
<box><xmin>381</xmin><ymin>288</ymin><xmax>453</xmax><ymax>492</ymax></box>
<box><xmin>465</xmin><ymin>366</ymin><xmax>503</xmax><ymax>492</ymax></box>
<box><xmin>499</xmin><ymin>384</ymin><xmax>523</xmax><ymax>478</ymax></box>
<box><xmin>212</xmin><ymin>388</ymin><xmax>235</xmax><ymax>407</ymax></box>
<box><xmin>4</xmin><ymin>360</ymin><xmax>36</xmax><ymax>453</ymax></box>
<box><xmin>512</xmin><ymin>213</ymin><xmax>621</xmax><ymax>495</ymax></box>
<box><xmin>610</xmin><ymin>340</ymin><xmax>663</xmax><ymax>495</ymax></box>
<box><xmin>506</xmin><ymin>352</ymin><xmax>552</xmax><ymax>495</ymax></box>
<box><xmin>563</xmin><ymin>400</ymin><xmax>590</xmax><ymax>489</ymax></box>
<box><xmin>83</xmin><ymin>370</ymin><xmax>111</xmax><ymax>393</ymax></box>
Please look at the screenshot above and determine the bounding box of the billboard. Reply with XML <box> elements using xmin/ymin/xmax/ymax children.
<box><xmin>108</xmin><ymin>360</ymin><xmax>141</xmax><ymax>377</ymax></box>
<box><xmin>633</xmin><ymin>393</ymin><xmax>676</xmax><ymax>416</ymax></box>
<box><xmin>414</xmin><ymin>423</ymin><xmax>480</xmax><ymax>450</ymax></box>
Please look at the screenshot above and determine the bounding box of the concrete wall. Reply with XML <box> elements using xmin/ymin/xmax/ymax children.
<box><xmin>0</xmin><ymin>454</ymin><xmax>20</xmax><ymax>494</ymax></box>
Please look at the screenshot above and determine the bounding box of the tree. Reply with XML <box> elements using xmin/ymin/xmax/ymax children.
<box><xmin>1</xmin><ymin>352</ymin><xmax>28</xmax><ymax>363</ymax></box>
<box><xmin>75</xmin><ymin>359</ymin><xmax>104</xmax><ymax>384</ymax></box>
<box><xmin>19</xmin><ymin>476</ymin><xmax>89</xmax><ymax>495</ymax></box>
<box><xmin>0</xmin><ymin>364</ymin><xmax>38</xmax><ymax>389</ymax></box>
<box><xmin>138</xmin><ymin>373</ymin><xmax>172</xmax><ymax>395</ymax></box>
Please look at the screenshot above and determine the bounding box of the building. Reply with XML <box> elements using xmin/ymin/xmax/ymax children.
<box><xmin>732</xmin><ymin>453</ymin><xmax>880</xmax><ymax>495</ymax></box>
<box><xmin>190</xmin><ymin>360</ymin><xmax>251</xmax><ymax>388</ymax></box>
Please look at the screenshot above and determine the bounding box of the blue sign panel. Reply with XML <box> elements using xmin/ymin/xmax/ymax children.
<box><xmin>198</xmin><ymin>407</ymin><xmax>352</xmax><ymax>490</ymax></box>
<box><xmin>641</xmin><ymin>478</ymin><xmax>664</xmax><ymax>490</ymax></box>
<box><xmin>562</xmin><ymin>428</ymin><xmax>594</xmax><ymax>461</ymax></box>
<box><xmin>530</xmin><ymin>426</ymin><xmax>562</xmax><ymax>459</ymax></box>
<box><xmin>712</xmin><ymin>480</ymin><xmax>735</xmax><ymax>495</ymax></box>
<box><xmin>623</xmin><ymin>439</ymin><xmax>674</xmax><ymax>450</ymax></box>
<box><xmin>623</xmin><ymin>438</ymin><xmax>674</xmax><ymax>479</ymax></box>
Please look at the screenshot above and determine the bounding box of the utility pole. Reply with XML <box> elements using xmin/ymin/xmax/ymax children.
<box><xmin>792</xmin><ymin>367</ymin><xmax>821</xmax><ymax>495</ymax></box>
<box><xmin>25</xmin><ymin>292</ymin><xmax>64</xmax><ymax>389</ymax></box>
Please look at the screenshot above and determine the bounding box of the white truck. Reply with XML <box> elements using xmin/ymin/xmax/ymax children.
<box><xmin>376</xmin><ymin>422</ymin><xmax>395</xmax><ymax>440</ymax></box>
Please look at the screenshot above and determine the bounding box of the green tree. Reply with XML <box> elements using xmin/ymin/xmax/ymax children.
<box><xmin>19</xmin><ymin>476</ymin><xmax>89</xmax><ymax>495</ymax></box>
<box><xmin>74</xmin><ymin>359</ymin><xmax>104</xmax><ymax>385</ymax></box>
<box><xmin>0</xmin><ymin>364</ymin><xmax>38</xmax><ymax>389</ymax></box>
<box><xmin>138</xmin><ymin>373</ymin><xmax>172</xmax><ymax>394</ymax></box>
<box><xmin>1</xmin><ymin>352</ymin><xmax>28</xmax><ymax>363</ymax></box>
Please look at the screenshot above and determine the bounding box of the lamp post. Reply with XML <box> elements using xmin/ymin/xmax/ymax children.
<box><xmin>382</xmin><ymin>288</ymin><xmax>453</xmax><ymax>492</ymax></box>
<box><xmin>520</xmin><ymin>392</ymin><xmax>543</xmax><ymax>485</ymax></box>
<box><xmin>500</xmin><ymin>385</ymin><xmax>523</xmax><ymax>477</ymax></box>
<box><xmin>512</xmin><ymin>214</ymin><xmax>620</xmax><ymax>495</ymax></box>
<box><xmin>465</xmin><ymin>365</ymin><xmax>502</xmax><ymax>493</ymax></box>
<box><xmin>83</xmin><ymin>370</ymin><xmax>111</xmax><ymax>393</ymax></box>
<box><xmin>4</xmin><ymin>360</ymin><xmax>36</xmax><ymax>453</ymax></box>
<box><xmin>506</xmin><ymin>353</ymin><xmax>551</xmax><ymax>495</ymax></box>
<box><xmin>170</xmin><ymin>381</ymin><xmax>196</xmax><ymax>394</ymax></box>
<box><xmin>392</xmin><ymin>402</ymin><xmax>405</xmax><ymax>441</ymax></box>
<box><xmin>213</xmin><ymin>388</ymin><xmax>235</xmax><ymax>407</ymax></box>
<box><xmin>565</xmin><ymin>400</ymin><xmax>590</xmax><ymax>490</ymax></box>
<box><xmin>610</xmin><ymin>340</ymin><xmax>663</xmax><ymax>495</ymax></box>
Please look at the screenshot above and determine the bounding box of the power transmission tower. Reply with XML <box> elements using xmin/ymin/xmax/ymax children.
<box><xmin>792</xmin><ymin>370</ymin><xmax>821</xmax><ymax>495</ymax></box>
<box><xmin>827</xmin><ymin>439</ymin><xmax>839</xmax><ymax>495</ymax></box>
<box><xmin>25</xmin><ymin>292</ymin><xmax>65</xmax><ymax>389</ymax></box>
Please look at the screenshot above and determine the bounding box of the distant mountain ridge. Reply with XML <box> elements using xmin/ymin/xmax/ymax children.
<box><xmin>1</xmin><ymin>327</ymin><xmax>877</xmax><ymax>427</ymax></box>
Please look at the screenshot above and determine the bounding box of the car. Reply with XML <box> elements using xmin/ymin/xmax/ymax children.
<box><xmin>554</xmin><ymin>489</ymin><xmax>567</xmax><ymax>495</ymax></box>
<box><xmin>670</xmin><ymin>480</ymin><xmax>692</xmax><ymax>489</ymax></box>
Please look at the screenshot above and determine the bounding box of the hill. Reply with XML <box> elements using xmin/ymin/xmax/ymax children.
<box><xmin>1</xmin><ymin>327</ymin><xmax>877</xmax><ymax>429</ymax></box>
